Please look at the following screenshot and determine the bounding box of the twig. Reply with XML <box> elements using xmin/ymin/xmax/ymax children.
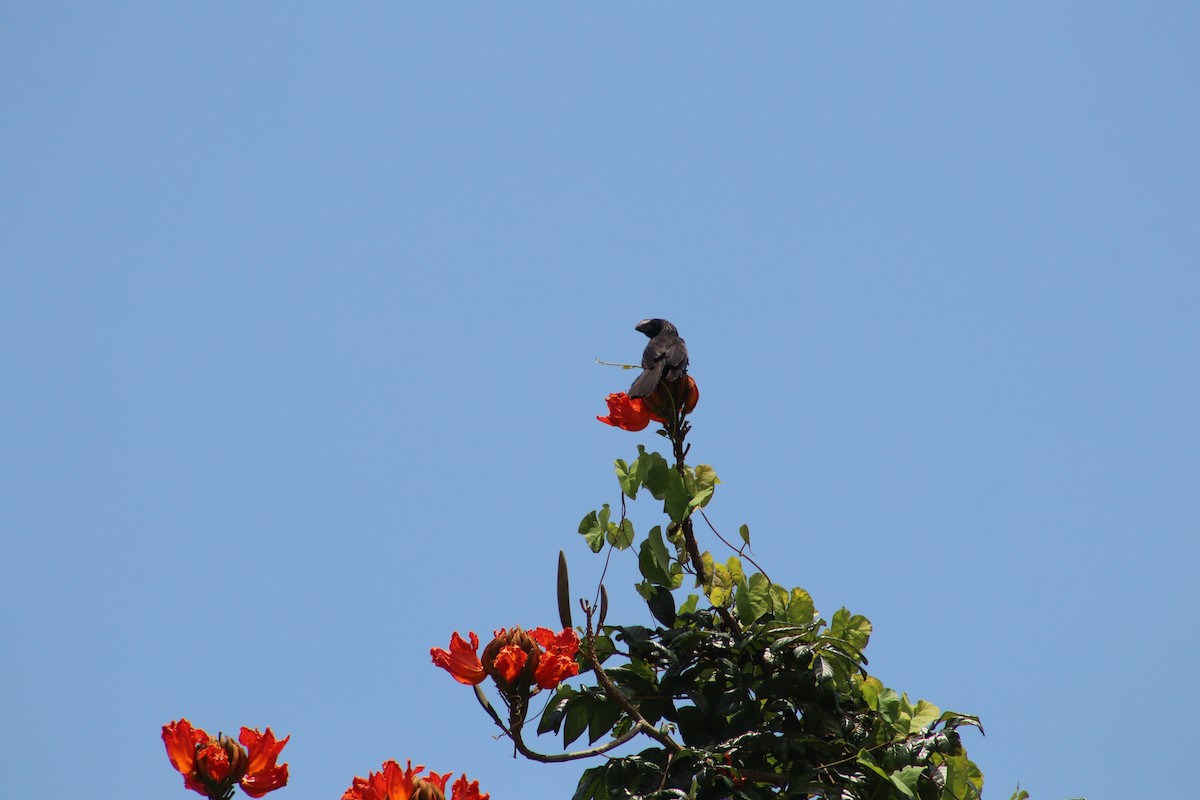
<box><xmin>595</xmin><ymin>357</ymin><xmax>639</xmax><ymax>370</ymax></box>
<box><xmin>699</xmin><ymin>509</ymin><xmax>772</xmax><ymax>584</ymax></box>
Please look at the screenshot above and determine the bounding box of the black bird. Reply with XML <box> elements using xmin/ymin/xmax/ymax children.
<box><xmin>628</xmin><ymin>318</ymin><xmax>688</xmax><ymax>398</ymax></box>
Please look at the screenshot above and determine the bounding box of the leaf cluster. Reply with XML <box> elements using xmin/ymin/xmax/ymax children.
<box><xmin>543</xmin><ymin>602</ymin><xmax>981</xmax><ymax>800</ymax></box>
<box><xmin>560</xmin><ymin>448</ymin><xmax>985</xmax><ymax>799</ymax></box>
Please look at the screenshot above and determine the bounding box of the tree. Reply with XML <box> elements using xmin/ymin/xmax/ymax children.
<box><xmin>165</xmin><ymin>367</ymin><xmax>994</xmax><ymax>800</ymax></box>
<box><xmin>436</xmin><ymin>374</ymin><xmax>985</xmax><ymax>800</ymax></box>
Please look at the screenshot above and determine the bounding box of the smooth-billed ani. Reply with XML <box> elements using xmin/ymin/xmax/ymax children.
<box><xmin>628</xmin><ymin>318</ymin><xmax>688</xmax><ymax>398</ymax></box>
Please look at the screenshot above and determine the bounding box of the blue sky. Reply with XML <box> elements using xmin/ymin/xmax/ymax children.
<box><xmin>2</xmin><ymin>4</ymin><xmax>1197</xmax><ymax>799</ymax></box>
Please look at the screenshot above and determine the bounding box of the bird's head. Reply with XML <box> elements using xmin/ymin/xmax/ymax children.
<box><xmin>636</xmin><ymin>318</ymin><xmax>676</xmax><ymax>338</ymax></box>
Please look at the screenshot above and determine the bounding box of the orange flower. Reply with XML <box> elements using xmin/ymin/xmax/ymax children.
<box><xmin>239</xmin><ymin>727</ymin><xmax>290</xmax><ymax>798</ymax></box>
<box><xmin>596</xmin><ymin>392</ymin><xmax>656</xmax><ymax>431</ymax></box>
<box><xmin>163</xmin><ymin>718</ymin><xmax>207</xmax><ymax>795</ymax></box>
<box><xmin>430</xmin><ymin>631</ymin><xmax>486</xmax><ymax>685</ymax></box>
<box><xmin>162</xmin><ymin>719</ymin><xmax>289</xmax><ymax>800</ymax></box>
<box><xmin>531</xmin><ymin>626</ymin><xmax>580</xmax><ymax>656</ymax></box>
<box><xmin>342</xmin><ymin>759</ymin><xmax>422</xmax><ymax>800</ymax></box>
<box><xmin>342</xmin><ymin>760</ymin><xmax>488</xmax><ymax>800</ymax></box>
<box><xmin>436</xmin><ymin>626</ymin><xmax>580</xmax><ymax>695</ymax></box>
<box><xmin>530</xmin><ymin>626</ymin><xmax>581</xmax><ymax>689</ymax></box>
<box><xmin>481</xmin><ymin>627</ymin><xmax>540</xmax><ymax>689</ymax></box>
<box><xmin>491</xmin><ymin>643</ymin><xmax>528</xmax><ymax>683</ymax></box>
<box><xmin>450</xmin><ymin>775</ymin><xmax>489</xmax><ymax>800</ymax></box>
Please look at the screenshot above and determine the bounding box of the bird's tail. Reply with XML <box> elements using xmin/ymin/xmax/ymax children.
<box><xmin>628</xmin><ymin>364</ymin><xmax>663</xmax><ymax>398</ymax></box>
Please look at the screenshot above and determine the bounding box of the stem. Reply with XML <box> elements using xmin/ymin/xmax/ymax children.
<box><xmin>661</xmin><ymin>384</ymin><xmax>741</xmax><ymax>634</ymax></box>
<box><xmin>584</xmin><ymin>605</ymin><xmax>682</xmax><ymax>755</ymax></box>
<box><xmin>474</xmin><ymin>685</ymin><xmax>643</xmax><ymax>763</ymax></box>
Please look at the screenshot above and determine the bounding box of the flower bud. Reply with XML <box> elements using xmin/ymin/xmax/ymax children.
<box><xmin>644</xmin><ymin>374</ymin><xmax>698</xmax><ymax>421</ymax></box>
<box><xmin>197</xmin><ymin>734</ymin><xmax>248</xmax><ymax>786</ymax></box>
<box><xmin>412</xmin><ymin>778</ymin><xmax>447</xmax><ymax>800</ymax></box>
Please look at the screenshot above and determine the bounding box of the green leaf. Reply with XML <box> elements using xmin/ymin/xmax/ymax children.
<box><xmin>614</xmin><ymin>457</ymin><xmax>640</xmax><ymax>499</ymax></box>
<box><xmin>688</xmin><ymin>487</ymin><xmax>714</xmax><ymax>510</ymax></box>
<box><xmin>940</xmin><ymin>753</ymin><xmax>983</xmax><ymax>800</ymax></box>
<box><xmin>639</xmin><ymin>450</ymin><xmax>674</xmax><ymax>500</ymax></box>
<box><xmin>768</xmin><ymin>583</ymin><xmax>788</xmax><ymax>614</ymax></box>
<box><xmin>785</xmin><ymin>587</ymin><xmax>816</xmax><ymax>624</ymax></box>
<box><xmin>563</xmin><ymin>699</ymin><xmax>591</xmax><ymax>747</ymax></box>
<box><xmin>578</xmin><ymin>510</ymin><xmax>604</xmax><ymax>553</ymax></box>
<box><xmin>638</xmin><ymin>526</ymin><xmax>673</xmax><ymax>586</ymax></box>
<box><xmin>735</xmin><ymin>572</ymin><xmax>772</xmax><ymax>623</ymax></box>
<box><xmin>858</xmin><ymin>675</ymin><xmax>884</xmax><ymax>710</ymax></box>
<box><xmin>705</xmin><ymin>556</ymin><xmax>734</xmax><ymax>607</ymax></box>
<box><xmin>938</xmin><ymin>710</ymin><xmax>985</xmax><ymax>735</ymax></box>
<box><xmin>588</xmin><ymin>697</ymin><xmax>622</xmax><ymax>744</ymax></box>
<box><xmin>678</xmin><ymin>594</ymin><xmax>699</xmax><ymax>615</ymax></box>
<box><xmin>890</xmin><ymin>766</ymin><xmax>923</xmax><ymax>799</ymax></box>
<box><xmin>608</xmin><ymin>517</ymin><xmax>635</xmax><ymax>549</ymax></box>
<box><xmin>738</xmin><ymin>523</ymin><xmax>750</xmax><ymax>546</ymax></box>
<box><xmin>875</xmin><ymin>686</ymin><xmax>902</xmax><ymax>725</ymax></box>
<box><xmin>909</xmin><ymin>698</ymin><xmax>942</xmax><ymax>732</ymax></box>
<box><xmin>538</xmin><ymin>684</ymin><xmax>575</xmax><ymax>734</ymax></box>
<box><xmin>725</xmin><ymin>555</ymin><xmax>745</xmax><ymax>585</ymax></box>
<box><xmin>645</xmin><ymin>585</ymin><xmax>676</xmax><ymax>627</ymax></box>
<box><xmin>689</xmin><ymin>464</ymin><xmax>719</xmax><ymax>508</ymax></box>
<box><xmin>571</xmin><ymin>767</ymin><xmax>606</xmax><ymax>800</ymax></box>
<box><xmin>663</xmin><ymin>470</ymin><xmax>691</xmax><ymax>523</ymax></box>
<box><xmin>829</xmin><ymin>608</ymin><xmax>872</xmax><ymax>651</ymax></box>
<box><xmin>856</xmin><ymin>749</ymin><xmax>890</xmax><ymax>781</ymax></box>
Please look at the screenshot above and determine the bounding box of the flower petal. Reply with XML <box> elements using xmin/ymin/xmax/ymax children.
<box><xmin>451</xmin><ymin>774</ymin><xmax>490</xmax><ymax>800</ymax></box>
<box><xmin>431</xmin><ymin>631</ymin><xmax>486</xmax><ymax>685</ymax></box>
<box><xmin>162</xmin><ymin>719</ymin><xmax>203</xmax><ymax>776</ymax></box>
<box><xmin>596</xmin><ymin>393</ymin><xmax>653</xmax><ymax>431</ymax></box>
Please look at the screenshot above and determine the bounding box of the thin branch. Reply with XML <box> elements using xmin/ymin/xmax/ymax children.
<box><xmin>595</xmin><ymin>357</ymin><xmax>639</xmax><ymax>370</ymax></box>
<box><xmin>583</xmin><ymin>604</ymin><xmax>682</xmax><ymax>755</ymax></box>
<box><xmin>699</xmin><ymin>509</ymin><xmax>772</xmax><ymax>584</ymax></box>
<box><xmin>510</xmin><ymin>721</ymin><xmax>642</xmax><ymax>763</ymax></box>
<box><xmin>474</xmin><ymin>685</ymin><xmax>643</xmax><ymax>763</ymax></box>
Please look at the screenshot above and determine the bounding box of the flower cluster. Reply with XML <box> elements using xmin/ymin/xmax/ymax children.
<box><xmin>597</xmin><ymin>375</ymin><xmax>698</xmax><ymax>431</ymax></box>
<box><xmin>342</xmin><ymin>759</ymin><xmax>488</xmax><ymax>800</ymax></box>
<box><xmin>162</xmin><ymin>719</ymin><xmax>289</xmax><ymax>800</ymax></box>
<box><xmin>432</xmin><ymin>626</ymin><xmax>580</xmax><ymax>693</ymax></box>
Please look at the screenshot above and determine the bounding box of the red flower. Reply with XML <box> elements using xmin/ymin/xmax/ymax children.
<box><xmin>342</xmin><ymin>759</ymin><xmax>422</xmax><ymax>800</ymax></box>
<box><xmin>239</xmin><ymin>727</ymin><xmax>290</xmax><ymax>798</ymax></box>
<box><xmin>437</xmin><ymin>626</ymin><xmax>579</xmax><ymax>695</ymax></box>
<box><xmin>162</xmin><ymin>719</ymin><xmax>289</xmax><ymax>800</ymax></box>
<box><xmin>481</xmin><ymin>627</ymin><xmax>540</xmax><ymax>689</ymax></box>
<box><xmin>163</xmin><ymin>718</ymin><xmax>208</xmax><ymax>795</ymax></box>
<box><xmin>596</xmin><ymin>392</ymin><xmax>656</xmax><ymax>431</ymax></box>
<box><xmin>531</xmin><ymin>626</ymin><xmax>580</xmax><ymax>656</ymax></box>
<box><xmin>342</xmin><ymin>760</ymin><xmax>488</xmax><ymax>800</ymax></box>
<box><xmin>430</xmin><ymin>631</ymin><xmax>486</xmax><ymax>685</ymax></box>
<box><xmin>530</xmin><ymin>626</ymin><xmax>581</xmax><ymax>689</ymax></box>
<box><xmin>491</xmin><ymin>643</ymin><xmax>528</xmax><ymax>683</ymax></box>
<box><xmin>450</xmin><ymin>775</ymin><xmax>489</xmax><ymax>800</ymax></box>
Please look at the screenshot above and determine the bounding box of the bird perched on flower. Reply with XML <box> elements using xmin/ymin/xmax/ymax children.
<box><xmin>628</xmin><ymin>319</ymin><xmax>688</xmax><ymax>399</ymax></box>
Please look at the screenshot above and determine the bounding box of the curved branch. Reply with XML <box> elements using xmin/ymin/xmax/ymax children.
<box><xmin>510</xmin><ymin>722</ymin><xmax>642</xmax><ymax>763</ymax></box>
<box><xmin>473</xmin><ymin>678</ymin><xmax>643</xmax><ymax>763</ymax></box>
<box><xmin>584</xmin><ymin>606</ymin><xmax>682</xmax><ymax>755</ymax></box>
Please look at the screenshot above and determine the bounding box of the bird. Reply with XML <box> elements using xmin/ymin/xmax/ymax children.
<box><xmin>628</xmin><ymin>318</ymin><xmax>688</xmax><ymax>398</ymax></box>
